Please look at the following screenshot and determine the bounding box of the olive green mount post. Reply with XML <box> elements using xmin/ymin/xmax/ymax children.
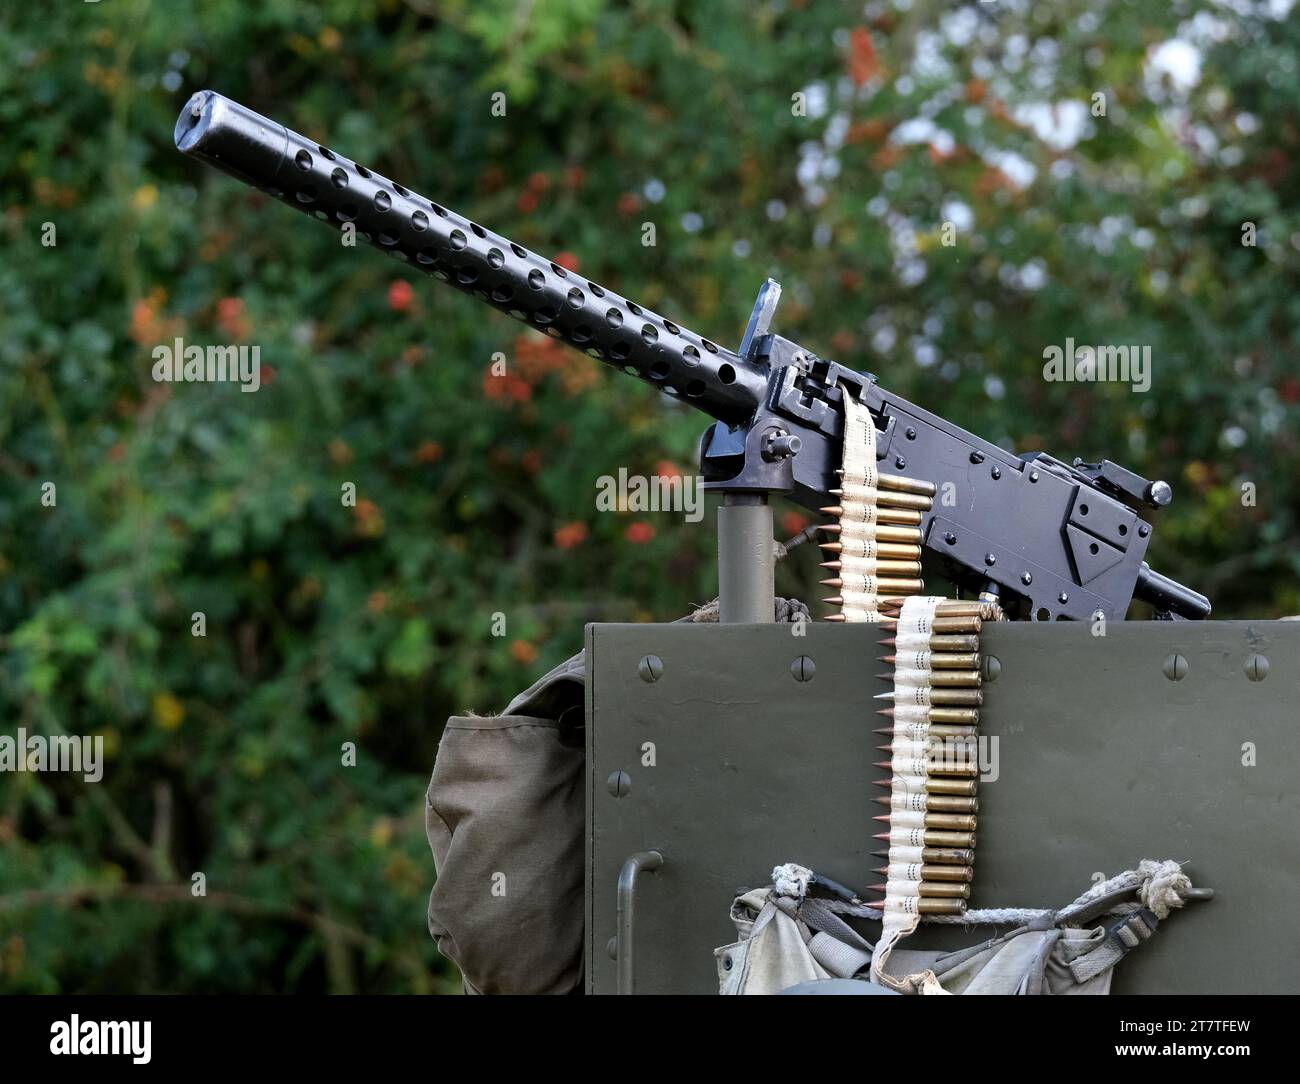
<box><xmin>717</xmin><ymin>494</ymin><xmax>775</xmax><ymax>624</ymax></box>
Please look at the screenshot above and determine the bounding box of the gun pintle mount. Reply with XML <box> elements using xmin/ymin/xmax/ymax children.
<box><xmin>175</xmin><ymin>90</ymin><xmax>1211</xmax><ymax>625</ymax></box>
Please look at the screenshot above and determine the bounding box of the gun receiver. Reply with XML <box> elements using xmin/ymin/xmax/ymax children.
<box><xmin>175</xmin><ymin>90</ymin><xmax>1210</xmax><ymax>623</ymax></box>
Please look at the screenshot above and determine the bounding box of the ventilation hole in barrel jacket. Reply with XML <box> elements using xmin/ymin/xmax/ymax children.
<box><xmin>355</xmin><ymin>164</ymin><xmax>372</xmax><ymax>178</ymax></box>
<box><xmin>567</xmin><ymin>287</ymin><xmax>585</xmax><ymax>308</ymax></box>
<box><xmin>610</xmin><ymin>341</ymin><xmax>632</xmax><ymax>360</ymax></box>
<box><xmin>491</xmin><ymin>285</ymin><xmax>513</xmax><ymax>302</ymax></box>
<box><xmin>456</xmin><ymin>266</ymin><xmax>478</xmax><ymax>284</ymax></box>
<box><xmin>393</xmin><ymin>182</ymin><xmax>409</xmax><ymax>197</ymax></box>
<box><xmin>510</xmin><ymin>243</ymin><xmax>527</xmax><ymax>258</ymax></box>
<box><xmin>317</xmin><ymin>146</ymin><xmax>337</xmax><ymax>161</ymax></box>
<box><xmin>468</xmin><ymin>223</ymin><xmax>486</xmax><ymax>238</ymax></box>
<box><xmin>664</xmin><ymin>320</ymin><xmax>680</xmax><ymax>335</ymax></box>
<box><xmin>589</xmin><ymin>282</ymin><xmax>606</xmax><ymax>297</ymax></box>
<box><xmin>527</xmin><ymin>269</ymin><xmax>545</xmax><ymax>290</ymax></box>
<box><xmin>431</xmin><ymin>203</ymin><xmax>448</xmax><ymax>217</ymax></box>
<box><xmin>682</xmin><ymin>344</ymin><xmax>700</xmax><ymax>364</ymax></box>
<box><xmin>685</xmin><ymin>380</ymin><xmax>705</xmax><ymax>398</ymax></box>
<box><xmin>606</xmin><ymin>308</ymin><xmax>623</xmax><ymax>328</ymax></box>
<box><xmin>336</xmin><ymin>204</ymin><xmax>358</xmax><ymax>222</ymax></box>
<box><xmin>534</xmin><ymin>307</ymin><xmax>558</xmax><ymax>325</ymax></box>
<box><xmin>487</xmin><ymin>248</ymin><xmax>505</xmax><ymax>269</ymax></box>
<box><xmin>416</xmin><ymin>247</ymin><xmax>437</xmax><ymax>265</ymax></box>
<box><xmin>641</xmin><ymin>324</ymin><xmax>658</xmax><ymax>345</ymax></box>
<box><xmin>330</xmin><ymin>168</ymin><xmax>348</xmax><ymax>189</ymax></box>
<box><xmin>572</xmin><ymin>325</ymin><xmax>593</xmax><ymax>343</ymax></box>
<box><xmin>411</xmin><ymin>211</ymin><xmax>429</xmax><ymax>232</ymax></box>
<box><xmin>649</xmin><ymin>360</ymin><xmax>671</xmax><ymax>380</ymax></box>
<box><xmin>703</xmin><ymin>339</ymin><xmax>719</xmax><ymax>353</ymax></box>
<box><xmin>295</xmin><ymin>149</ymin><xmax>312</xmax><ymax>170</ymax></box>
<box><xmin>296</xmin><ymin>187</ymin><xmax>317</xmax><ymax>204</ymax></box>
<box><xmin>626</xmin><ymin>301</ymin><xmax>643</xmax><ymax>316</ymax></box>
<box><xmin>449</xmin><ymin>229</ymin><xmax>468</xmax><ymax>250</ymax></box>
<box><xmin>622</xmin><ymin>365</ymin><xmax>639</xmax><ymax>376</ymax></box>
<box><xmin>550</xmin><ymin>262</ymin><xmax>568</xmax><ymax>278</ymax></box>
<box><xmin>718</xmin><ymin>363</ymin><xmax>736</xmax><ymax>384</ymax></box>
<box><xmin>374</xmin><ymin>191</ymin><xmax>392</xmax><ymax>212</ymax></box>
<box><xmin>378</xmin><ymin>229</ymin><xmax>400</xmax><ymax>245</ymax></box>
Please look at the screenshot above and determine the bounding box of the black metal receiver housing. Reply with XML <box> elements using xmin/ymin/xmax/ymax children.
<box><xmin>175</xmin><ymin>90</ymin><xmax>1210</xmax><ymax>623</ymax></box>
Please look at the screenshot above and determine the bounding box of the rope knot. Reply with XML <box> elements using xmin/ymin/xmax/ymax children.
<box><xmin>1136</xmin><ymin>859</ymin><xmax>1192</xmax><ymax>919</ymax></box>
<box><xmin>771</xmin><ymin>863</ymin><xmax>815</xmax><ymax>899</ymax></box>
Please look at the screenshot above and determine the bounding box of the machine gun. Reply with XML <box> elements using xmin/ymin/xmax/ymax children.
<box><xmin>174</xmin><ymin>90</ymin><xmax>1210</xmax><ymax>624</ymax></box>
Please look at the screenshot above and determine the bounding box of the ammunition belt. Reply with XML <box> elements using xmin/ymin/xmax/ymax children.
<box><xmin>819</xmin><ymin>393</ymin><xmax>931</xmax><ymax>622</ymax></box>
<box><xmin>822</xmin><ymin>393</ymin><xmax>1005</xmax><ymax>987</ymax></box>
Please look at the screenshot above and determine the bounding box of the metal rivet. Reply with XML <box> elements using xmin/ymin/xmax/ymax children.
<box><xmin>1020</xmin><ymin>572</ymin><xmax>1032</xmax><ymax>585</ymax></box>
<box><xmin>1058</xmin><ymin>592</ymin><xmax>1069</xmax><ymax>604</ymax></box>
<box><xmin>944</xmin><ymin>532</ymin><xmax>957</xmax><ymax>545</ymax></box>
<box><xmin>970</xmin><ymin>451</ymin><xmax>984</xmax><ymax>464</ymax></box>
<box><xmin>723</xmin><ymin>954</ymin><xmax>733</xmax><ymax>971</ymax></box>
<box><xmin>607</xmin><ymin>770</ymin><xmax>632</xmax><ymax>797</ymax></box>
<box><xmin>990</xmin><ymin>466</ymin><xmax>1001</xmax><ymax>480</ymax></box>
<box><xmin>1138</xmin><ymin>524</ymin><xmax>1150</xmax><ymax>538</ymax></box>
<box><xmin>791</xmin><ymin>656</ymin><xmax>816</xmax><ymax>682</ymax></box>
<box><xmin>1163</xmin><ymin>654</ymin><xmax>1188</xmax><ymax>682</ymax></box>
<box><xmin>983</xmin><ymin>655</ymin><xmax>1001</xmax><ymax>682</ymax></box>
<box><xmin>606</xmin><ymin>937</ymin><xmax>618</xmax><ymax>960</ymax></box>
<box><xmin>905</xmin><ymin>427</ymin><xmax>917</xmax><ymax>440</ymax></box>
<box><xmin>1029</xmin><ymin>470</ymin><xmax>1040</xmax><ymax>483</ymax></box>
<box><xmin>984</xmin><ymin>553</ymin><xmax>996</xmax><ymax>566</ymax></box>
<box><xmin>638</xmin><ymin>654</ymin><xmax>663</xmax><ymax>682</ymax></box>
<box><xmin>895</xmin><ymin>456</ymin><xmax>906</xmax><ymax>469</ymax></box>
<box><xmin>1245</xmin><ymin>654</ymin><xmax>1269</xmax><ymax>682</ymax></box>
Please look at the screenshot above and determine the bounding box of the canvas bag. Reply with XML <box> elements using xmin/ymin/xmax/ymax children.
<box><xmin>425</xmin><ymin>653</ymin><xmax>587</xmax><ymax>994</ymax></box>
<box><xmin>719</xmin><ymin>862</ymin><xmax>1195</xmax><ymax>995</ymax></box>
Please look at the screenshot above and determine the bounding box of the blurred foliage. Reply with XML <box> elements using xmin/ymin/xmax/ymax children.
<box><xmin>1</xmin><ymin>0</ymin><xmax>1297</xmax><ymax>992</ymax></box>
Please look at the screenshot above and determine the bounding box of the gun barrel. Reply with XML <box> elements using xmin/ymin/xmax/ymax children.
<box><xmin>174</xmin><ymin>90</ymin><xmax>766</xmax><ymax>426</ymax></box>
